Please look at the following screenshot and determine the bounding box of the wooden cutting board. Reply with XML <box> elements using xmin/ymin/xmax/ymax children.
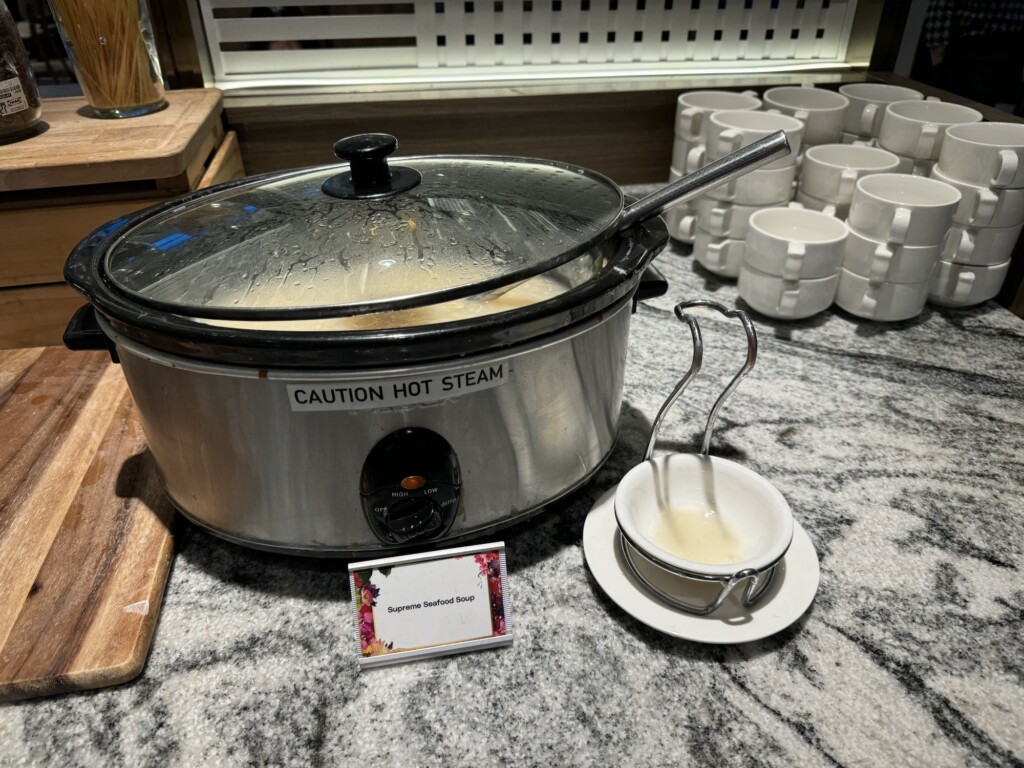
<box><xmin>0</xmin><ymin>346</ymin><xmax>174</xmax><ymax>702</ymax></box>
<box><xmin>0</xmin><ymin>89</ymin><xmax>224</xmax><ymax>193</ymax></box>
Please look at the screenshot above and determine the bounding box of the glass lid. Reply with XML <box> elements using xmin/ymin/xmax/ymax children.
<box><xmin>102</xmin><ymin>135</ymin><xmax>625</xmax><ymax>320</ymax></box>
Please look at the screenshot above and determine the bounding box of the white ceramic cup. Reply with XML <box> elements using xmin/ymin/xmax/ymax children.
<box><xmin>706</xmin><ymin>110</ymin><xmax>805</xmax><ymax>170</ymax></box>
<box><xmin>745</xmin><ymin>207</ymin><xmax>849</xmax><ymax>280</ymax></box>
<box><xmin>842</xmin><ymin>227</ymin><xmax>942</xmax><ymax>284</ymax></box>
<box><xmin>763</xmin><ymin>86</ymin><xmax>848</xmax><ymax>146</ymax></box>
<box><xmin>938</xmin><ymin>122</ymin><xmax>1024</xmax><ymax>189</ymax></box>
<box><xmin>930</xmin><ymin>165</ymin><xmax>1024</xmax><ymax>229</ymax></box>
<box><xmin>615</xmin><ymin>453</ymin><xmax>794</xmax><ymax>579</ymax></box>
<box><xmin>693</xmin><ymin>228</ymin><xmax>745</xmax><ymax>278</ymax></box>
<box><xmin>834</xmin><ymin>267</ymin><xmax>930</xmax><ymax>321</ymax></box>
<box><xmin>942</xmin><ymin>222</ymin><xmax>1024</xmax><ymax>266</ymax></box>
<box><xmin>676</xmin><ymin>90</ymin><xmax>762</xmax><ymax>143</ymax></box>
<box><xmin>705</xmin><ymin>163</ymin><xmax>797</xmax><ymax>206</ymax></box>
<box><xmin>877</xmin><ymin>100</ymin><xmax>983</xmax><ymax>161</ymax></box>
<box><xmin>838</xmin><ymin>83</ymin><xmax>924</xmax><ymax>137</ymax></box>
<box><xmin>799</xmin><ymin>144</ymin><xmax>901</xmax><ymax>208</ymax></box>
<box><xmin>928</xmin><ymin>258</ymin><xmax>1011</xmax><ymax>307</ymax></box>
<box><xmin>847</xmin><ymin>174</ymin><xmax>961</xmax><ymax>247</ymax></box>
<box><xmin>738</xmin><ymin>263</ymin><xmax>839</xmax><ymax>319</ymax></box>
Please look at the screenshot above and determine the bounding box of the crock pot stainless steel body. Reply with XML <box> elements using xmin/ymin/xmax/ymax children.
<box><xmin>100</xmin><ymin>296</ymin><xmax>632</xmax><ymax>554</ymax></box>
<box><xmin>63</xmin><ymin>134</ymin><xmax>789</xmax><ymax>556</ymax></box>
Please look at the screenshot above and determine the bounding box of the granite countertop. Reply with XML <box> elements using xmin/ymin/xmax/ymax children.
<box><xmin>3</xmin><ymin>221</ymin><xmax>1024</xmax><ymax>766</ymax></box>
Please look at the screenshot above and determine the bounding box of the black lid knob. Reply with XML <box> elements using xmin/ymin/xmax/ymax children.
<box><xmin>322</xmin><ymin>133</ymin><xmax>421</xmax><ymax>200</ymax></box>
<box><xmin>333</xmin><ymin>133</ymin><xmax>397</xmax><ymax>163</ymax></box>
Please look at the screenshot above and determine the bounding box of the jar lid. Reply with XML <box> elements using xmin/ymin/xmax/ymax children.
<box><xmin>101</xmin><ymin>135</ymin><xmax>624</xmax><ymax>320</ymax></box>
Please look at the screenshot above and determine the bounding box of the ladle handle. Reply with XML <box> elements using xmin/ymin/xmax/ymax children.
<box><xmin>618</xmin><ymin>131</ymin><xmax>791</xmax><ymax>232</ymax></box>
<box><xmin>644</xmin><ymin>300</ymin><xmax>758</xmax><ymax>461</ymax></box>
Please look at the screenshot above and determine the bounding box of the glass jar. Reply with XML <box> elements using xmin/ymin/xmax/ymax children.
<box><xmin>48</xmin><ymin>0</ymin><xmax>167</xmax><ymax>119</ymax></box>
<box><xmin>0</xmin><ymin>1</ymin><xmax>43</xmax><ymax>142</ymax></box>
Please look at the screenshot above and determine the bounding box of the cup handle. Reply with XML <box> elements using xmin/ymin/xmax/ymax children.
<box><xmin>995</xmin><ymin>149</ymin><xmax>1019</xmax><ymax>187</ymax></box>
<box><xmin>777</xmin><ymin>284</ymin><xmax>800</xmax><ymax>316</ymax></box>
<box><xmin>859</xmin><ymin>285</ymin><xmax>878</xmax><ymax>314</ymax></box>
<box><xmin>889</xmin><ymin>206</ymin><xmax>911</xmax><ymax>245</ymax></box>
<box><xmin>859</xmin><ymin>103</ymin><xmax>878</xmax><ymax>136</ymax></box>
<box><xmin>678</xmin><ymin>214</ymin><xmax>697</xmax><ymax>241</ymax></box>
<box><xmin>705</xmin><ymin>240</ymin><xmax>725</xmax><ymax>267</ymax></box>
<box><xmin>951</xmin><ymin>270</ymin><xmax>976</xmax><ymax>302</ymax></box>
<box><xmin>971</xmin><ymin>189</ymin><xmax>998</xmax><ymax>226</ymax></box>
<box><xmin>765</xmin><ymin>108</ymin><xmax>782</xmax><ymax>115</ymax></box>
<box><xmin>925</xmin><ymin>95</ymin><xmax>941</xmax><ymax>102</ymax></box>
<box><xmin>741</xmin><ymin>89</ymin><xmax>759</xmax><ymax>98</ymax></box>
<box><xmin>838</xmin><ymin>168</ymin><xmax>859</xmax><ymax>204</ymax></box>
<box><xmin>679</xmin><ymin>107</ymin><xmax>705</xmax><ymax>141</ymax></box>
<box><xmin>709</xmin><ymin>205</ymin><xmax>731</xmax><ymax>233</ymax></box>
<box><xmin>783</xmin><ymin>242</ymin><xmax>805</xmax><ymax>280</ymax></box>
<box><xmin>822</xmin><ymin>203</ymin><xmax>838</xmax><ymax>217</ymax></box>
<box><xmin>717</xmin><ymin>129</ymin><xmax>743</xmax><ymax>158</ymax></box>
<box><xmin>916</xmin><ymin>123</ymin><xmax>938</xmax><ymax>158</ymax></box>
<box><xmin>869</xmin><ymin>243</ymin><xmax>894</xmax><ymax>283</ymax></box>
<box><xmin>943</xmin><ymin>227</ymin><xmax>972</xmax><ymax>261</ymax></box>
<box><xmin>686</xmin><ymin>145</ymin><xmax>706</xmax><ymax>174</ymax></box>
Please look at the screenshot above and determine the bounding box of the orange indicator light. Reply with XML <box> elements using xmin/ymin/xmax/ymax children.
<box><xmin>401</xmin><ymin>475</ymin><xmax>426</xmax><ymax>490</ymax></box>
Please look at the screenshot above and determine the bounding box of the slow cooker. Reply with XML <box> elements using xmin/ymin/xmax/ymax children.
<box><xmin>62</xmin><ymin>132</ymin><xmax>789</xmax><ymax>555</ymax></box>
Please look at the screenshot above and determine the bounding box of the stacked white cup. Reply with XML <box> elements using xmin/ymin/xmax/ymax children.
<box><xmin>837</xmin><ymin>83</ymin><xmax>923</xmax><ymax>145</ymax></box>
<box><xmin>691</xmin><ymin>110</ymin><xmax>805</xmax><ymax>278</ymax></box>
<box><xmin>665</xmin><ymin>90</ymin><xmax>762</xmax><ymax>244</ymax></box>
<box><xmin>837</xmin><ymin>174</ymin><xmax>961</xmax><ymax>321</ymax></box>
<box><xmin>738</xmin><ymin>207</ymin><xmax>850</xmax><ymax>320</ymax></box>
<box><xmin>796</xmin><ymin>143</ymin><xmax>902</xmax><ymax>217</ymax></box>
<box><xmin>927</xmin><ymin>122</ymin><xmax>1024</xmax><ymax>307</ymax></box>
<box><xmin>762</xmin><ymin>86</ymin><xmax>849</xmax><ymax>157</ymax></box>
<box><xmin>877</xmin><ymin>100</ymin><xmax>983</xmax><ymax>178</ymax></box>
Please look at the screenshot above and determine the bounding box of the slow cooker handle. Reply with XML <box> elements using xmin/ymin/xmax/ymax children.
<box><xmin>633</xmin><ymin>265</ymin><xmax>669</xmax><ymax>311</ymax></box>
<box><xmin>63</xmin><ymin>304</ymin><xmax>119</xmax><ymax>364</ymax></box>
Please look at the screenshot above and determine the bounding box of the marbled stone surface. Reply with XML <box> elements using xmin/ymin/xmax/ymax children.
<box><xmin>2</xmin><ymin>203</ymin><xmax>1023</xmax><ymax>766</ymax></box>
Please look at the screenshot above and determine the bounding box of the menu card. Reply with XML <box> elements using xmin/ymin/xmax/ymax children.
<box><xmin>349</xmin><ymin>542</ymin><xmax>512</xmax><ymax>669</ymax></box>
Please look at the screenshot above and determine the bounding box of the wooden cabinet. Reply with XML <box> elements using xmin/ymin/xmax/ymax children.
<box><xmin>0</xmin><ymin>89</ymin><xmax>245</xmax><ymax>349</ymax></box>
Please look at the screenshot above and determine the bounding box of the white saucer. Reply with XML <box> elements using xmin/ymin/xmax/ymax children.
<box><xmin>583</xmin><ymin>488</ymin><xmax>820</xmax><ymax>644</ymax></box>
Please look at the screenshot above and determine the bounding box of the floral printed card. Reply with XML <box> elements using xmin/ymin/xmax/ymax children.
<box><xmin>349</xmin><ymin>542</ymin><xmax>512</xmax><ymax>669</ymax></box>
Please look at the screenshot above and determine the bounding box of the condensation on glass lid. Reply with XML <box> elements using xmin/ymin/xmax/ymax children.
<box><xmin>103</xmin><ymin>158</ymin><xmax>623</xmax><ymax>315</ymax></box>
<box><xmin>195</xmin><ymin>272</ymin><xmax>567</xmax><ymax>331</ymax></box>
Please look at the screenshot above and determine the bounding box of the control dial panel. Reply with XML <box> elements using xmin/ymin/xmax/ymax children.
<box><xmin>360</xmin><ymin>428</ymin><xmax>461</xmax><ymax>545</ymax></box>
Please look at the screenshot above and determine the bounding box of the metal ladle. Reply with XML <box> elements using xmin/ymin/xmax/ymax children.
<box><xmin>619</xmin><ymin>300</ymin><xmax>774</xmax><ymax>616</ymax></box>
<box><xmin>472</xmin><ymin>131</ymin><xmax>791</xmax><ymax>302</ymax></box>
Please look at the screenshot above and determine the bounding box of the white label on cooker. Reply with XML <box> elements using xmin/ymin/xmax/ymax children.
<box><xmin>0</xmin><ymin>78</ymin><xmax>28</xmax><ymax>117</ymax></box>
<box><xmin>286</xmin><ymin>360</ymin><xmax>508</xmax><ymax>412</ymax></box>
